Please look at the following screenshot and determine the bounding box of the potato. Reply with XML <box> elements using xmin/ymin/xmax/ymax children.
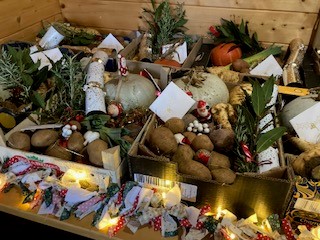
<box><xmin>149</xmin><ymin>126</ymin><xmax>178</xmax><ymax>156</ymax></box>
<box><xmin>172</xmin><ymin>145</ymin><xmax>194</xmax><ymax>165</ymax></box>
<box><xmin>231</xmin><ymin>59</ymin><xmax>249</xmax><ymax>72</ymax></box>
<box><xmin>211</xmin><ymin>168</ymin><xmax>236</xmax><ymax>184</ymax></box>
<box><xmin>69</xmin><ymin>120</ymin><xmax>82</xmax><ymax>131</ymax></box>
<box><xmin>195</xmin><ymin>149</ymin><xmax>211</xmax><ymax>165</ymax></box>
<box><xmin>164</xmin><ymin>117</ymin><xmax>186</xmax><ymax>134</ymax></box>
<box><xmin>191</xmin><ymin>134</ymin><xmax>214</xmax><ymax>152</ymax></box>
<box><xmin>312</xmin><ymin>165</ymin><xmax>320</xmax><ymax>180</ymax></box>
<box><xmin>87</xmin><ymin>139</ymin><xmax>108</xmax><ymax>166</ymax></box>
<box><xmin>45</xmin><ymin>143</ymin><xmax>72</xmax><ymax>161</ymax></box>
<box><xmin>31</xmin><ymin>129</ymin><xmax>59</xmax><ymax>148</ymax></box>
<box><xmin>74</xmin><ymin>147</ymin><xmax>91</xmax><ymax>165</ymax></box>
<box><xmin>182</xmin><ymin>113</ymin><xmax>197</xmax><ymax>127</ymax></box>
<box><xmin>67</xmin><ymin>131</ymin><xmax>85</xmax><ymax>152</ymax></box>
<box><xmin>208</xmin><ymin>151</ymin><xmax>231</xmax><ymax>170</ymax></box>
<box><xmin>209</xmin><ymin>128</ymin><xmax>235</xmax><ymax>152</ymax></box>
<box><xmin>183</xmin><ymin>132</ymin><xmax>197</xmax><ymax>143</ymax></box>
<box><xmin>7</xmin><ymin>131</ymin><xmax>31</xmax><ymax>151</ymax></box>
<box><xmin>179</xmin><ymin>160</ymin><xmax>212</xmax><ymax>181</ymax></box>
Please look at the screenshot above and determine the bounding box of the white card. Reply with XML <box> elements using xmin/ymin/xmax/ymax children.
<box><xmin>43</xmin><ymin>48</ymin><xmax>63</xmax><ymax>63</ymax></box>
<box><xmin>162</xmin><ymin>41</ymin><xmax>187</xmax><ymax>64</ymax></box>
<box><xmin>258</xmin><ymin>146</ymin><xmax>280</xmax><ymax>173</ymax></box>
<box><xmin>97</xmin><ymin>33</ymin><xmax>124</xmax><ymax>53</ymax></box>
<box><xmin>250</xmin><ymin>55</ymin><xmax>283</xmax><ymax>77</ymax></box>
<box><xmin>30</xmin><ymin>52</ymin><xmax>52</xmax><ymax>70</ymax></box>
<box><xmin>30</xmin><ymin>48</ymin><xmax>62</xmax><ymax>70</ymax></box>
<box><xmin>290</xmin><ymin>102</ymin><xmax>320</xmax><ymax>144</ymax></box>
<box><xmin>149</xmin><ymin>82</ymin><xmax>196</xmax><ymax>122</ymax></box>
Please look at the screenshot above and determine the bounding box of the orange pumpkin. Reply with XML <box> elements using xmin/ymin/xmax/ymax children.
<box><xmin>210</xmin><ymin>43</ymin><xmax>242</xmax><ymax>66</ymax></box>
<box><xmin>154</xmin><ymin>59</ymin><xmax>182</xmax><ymax>68</ymax></box>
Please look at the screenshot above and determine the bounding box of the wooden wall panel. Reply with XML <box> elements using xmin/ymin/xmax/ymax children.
<box><xmin>0</xmin><ymin>0</ymin><xmax>62</xmax><ymax>42</ymax></box>
<box><xmin>60</xmin><ymin>0</ymin><xmax>319</xmax><ymax>45</ymax></box>
<box><xmin>60</xmin><ymin>0</ymin><xmax>320</xmax><ymax>13</ymax></box>
<box><xmin>0</xmin><ymin>14</ymin><xmax>64</xmax><ymax>44</ymax></box>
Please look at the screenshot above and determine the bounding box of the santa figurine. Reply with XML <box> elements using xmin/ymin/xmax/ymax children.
<box><xmin>193</xmin><ymin>100</ymin><xmax>212</xmax><ymax>123</ymax></box>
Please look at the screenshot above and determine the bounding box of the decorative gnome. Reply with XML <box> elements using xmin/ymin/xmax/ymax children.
<box><xmin>193</xmin><ymin>100</ymin><xmax>212</xmax><ymax>123</ymax></box>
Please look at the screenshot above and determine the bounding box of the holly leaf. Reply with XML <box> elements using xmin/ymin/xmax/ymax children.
<box><xmin>256</xmin><ymin>127</ymin><xmax>286</xmax><ymax>153</ymax></box>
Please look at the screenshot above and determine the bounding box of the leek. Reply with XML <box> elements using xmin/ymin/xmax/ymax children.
<box><xmin>225</xmin><ymin>45</ymin><xmax>282</xmax><ymax>69</ymax></box>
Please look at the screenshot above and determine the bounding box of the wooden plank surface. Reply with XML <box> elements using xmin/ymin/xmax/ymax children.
<box><xmin>0</xmin><ymin>13</ymin><xmax>64</xmax><ymax>44</ymax></box>
<box><xmin>0</xmin><ymin>187</ymin><xmax>180</xmax><ymax>240</ymax></box>
<box><xmin>60</xmin><ymin>0</ymin><xmax>319</xmax><ymax>45</ymax></box>
<box><xmin>60</xmin><ymin>0</ymin><xmax>320</xmax><ymax>13</ymax></box>
<box><xmin>0</xmin><ymin>0</ymin><xmax>61</xmax><ymax>40</ymax></box>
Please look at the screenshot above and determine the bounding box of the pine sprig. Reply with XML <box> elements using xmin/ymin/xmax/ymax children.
<box><xmin>43</xmin><ymin>54</ymin><xmax>86</xmax><ymax>122</ymax></box>
<box><xmin>142</xmin><ymin>0</ymin><xmax>188</xmax><ymax>60</ymax></box>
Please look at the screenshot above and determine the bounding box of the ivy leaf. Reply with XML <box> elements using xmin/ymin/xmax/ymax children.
<box><xmin>256</xmin><ymin>127</ymin><xmax>286</xmax><ymax>153</ymax></box>
<box><xmin>251</xmin><ymin>80</ymin><xmax>265</xmax><ymax>116</ymax></box>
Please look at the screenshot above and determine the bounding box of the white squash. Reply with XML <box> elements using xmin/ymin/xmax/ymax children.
<box><xmin>279</xmin><ymin>95</ymin><xmax>317</xmax><ymax>132</ymax></box>
<box><xmin>174</xmin><ymin>72</ymin><xmax>229</xmax><ymax>109</ymax></box>
<box><xmin>105</xmin><ymin>73</ymin><xmax>157</xmax><ymax>111</ymax></box>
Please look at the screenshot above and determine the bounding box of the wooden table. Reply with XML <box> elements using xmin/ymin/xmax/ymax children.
<box><xmin>0</xmin><ymin>187</ymin><xmax>180</xmax><ymax>240</ymax></box>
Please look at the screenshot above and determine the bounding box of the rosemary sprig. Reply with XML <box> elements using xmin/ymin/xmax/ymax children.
<box><xmin>0</xmin><ymin>46</ymin><xmax>41</xmax><ymax>104</ymax></box>
<box><xmin>43</xmin><ymin>54</ymin><xmax>86</xmax><ymax>122</ymax></box>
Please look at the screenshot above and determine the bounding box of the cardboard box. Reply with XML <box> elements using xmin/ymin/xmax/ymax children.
<box><xmin>0</xmin><ymin>124</ymin><xmax>126</xmax><ymax>186</ymax></box>
<box><xmin>128</xmin><ymin>114</ymin><xmax>295</xmax><ymax>220</ymax></box>
<box><xmin>126</xmin><ymin>60</ymin><xmax>170</xmax><ymax>90</ymax></box>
